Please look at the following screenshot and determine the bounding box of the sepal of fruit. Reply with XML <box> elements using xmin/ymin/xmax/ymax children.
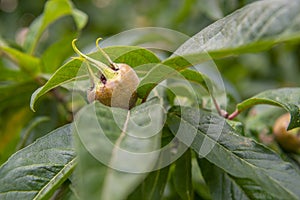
<box><xmin>273</xmin><ymin>113</ymin><xmax>300</xmax><ymax>153</ymax></box>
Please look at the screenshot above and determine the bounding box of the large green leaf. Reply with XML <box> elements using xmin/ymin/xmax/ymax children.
<box><xmin>74</xmin><ymin>98</ymin><xmax>163</xmax><ymax>200</ymax></box>
<box><xmin>191</xmin><ymin>159</ymin><xmax>211</xmax><ymax>200</ymax></box>
<box><xmin>41</xmin><ymin>32</ymin><xmax>78</xmax><ymax>73</ymax></box>
<box><xmin>128</xmin><ymin>159</ymin><xmax>170</xmax><ymax>200</ymax></box>
<box><xmin>172</xmin><ymin>149</ymin><xmax>193</xmax><ymax>200</ymax></box>
<box><xmin>174</xmin><ymin>0</ymin><xmax>300</xmax><ymax>59</ymax></box>
<box><xmin>30</xmin><ymin>46</ymin><xmax>160</xmax><ymax>111</ymax></box>
<box><xmin>127</xmin><ymin>126</ymin><xmax>174</xmax><ymax>200</ymax></box>
<box><xmin>199</xmin><ymin>159</ymin><xmax>250</xmax><ymax>200</ymax></box>
<box><xmin>167</xmin><ymin>107</ymin><xmax>300</xmax><ymax>199</ymax></box>
<box><xmin>0</xmin><ymin>46</ymin><xmax>41</xmax><ymax>77</ymax></box>
<box><xmin>0</xmin><ymin>65</ymin><xmax>29</xmax><ymax>82</ymax></box>
<box><xmin>0</xmin><ymin>107</ymin><xmax>32</xmax><ymax>165</ymax></box>
<box><xmin>180</xmin><ymin>69</ymin><xmax>211</xmax><ymax>91</ymax></box>
<box><xmin>232</xmin><ymin>88</ymin><xmax>300</xmax><ymax>130</ymax></box>
<box><xmin>137</xmin><ymin>61</ymin><xmax>213</xmax><ymax>99</ymax></box>
<box><xmin>157</xmin><ymin>0</ymin><xmax>300</xmax><ymax>80</ymax></box>
<box><xmin>0</xmin><ymin>124</ymin><xmax>76</xmax><ymax>200</ymax></box>
<box><xmin>16</xmin><ymin>116</ymin><xmax>50</xmax><ymax>150</ymax></box>
<box><xmin>24</xmin><ymin>0</ymin><xmax>87</xmax><ymax>54</ymax></box>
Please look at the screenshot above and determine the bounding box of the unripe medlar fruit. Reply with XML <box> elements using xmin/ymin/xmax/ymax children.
<box><xmin>273</xmin><ymin>113</ymin><xmax>300</xmax><ymax>153</ymax></box>
<box><xmin>72</xmin><ymin>39</ymin><xmax>139</xmax><ymax>109</ymax></box>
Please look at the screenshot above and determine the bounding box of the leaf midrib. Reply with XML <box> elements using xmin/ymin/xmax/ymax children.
<box><xmin>100</xmin><ymin>110</ymin><xmax>131</xmax><ymax>199</ymax></box>
<box><xmin>33</xmin><ymin>157</ymin><xmax>77</xmax><ymax>200</ymax></box>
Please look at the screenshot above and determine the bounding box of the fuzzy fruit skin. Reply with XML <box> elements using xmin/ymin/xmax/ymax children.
<box><xmin>273</xmin><ymin>113</ymin><xmax>300</xmax><ymax>153</ymax></box>
<box><xmin>87</xmin><ymin>63</ymin><xmax>139</xmax><ymax>109</ymax></box>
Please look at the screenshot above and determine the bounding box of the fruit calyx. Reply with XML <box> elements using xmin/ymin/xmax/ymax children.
<box><xmin>72</xmin><ymin>39</ymin><xmax>118</xmax><ymax>80</ymax></box>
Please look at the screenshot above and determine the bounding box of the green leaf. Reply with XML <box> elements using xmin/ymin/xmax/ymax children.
<box><xmin>0</xmin><ymin>46</ymin><xmax>41</xmax><ymax>77</ymax></box>
<box><xmin>73</xmin><ymin>98</ymin><xmax>163</xmax><ymax>200</ymax></box>
<box><xmin>167</xmin><ymin>107</ymin><xmax>300</xmax><ymax>199</ymax></box>
<box><xmin>234</xmin><ymin>88</ymin><xmax>300</xmax><ymax>130</ymax></box>
<box><xmin>41</xmin><ymin>32</ymin><xmax>78</xmax><ymax>73</ymax></box>
<box><xmin>127</xmin><ymin>125</ymin><xmax>174</xmax><ymax>200</ymax></box>
<box><xmin>191</xmin><ymin>159</ymin><xmax>211</xmax><ymax>200</ymax></box>
<box><xmin>199</xmin><ymin>159</ymin><xmax>250</xmax><ymax>200</ymax></box>
<box><xmin>30</xmin><ymin>46</ymin><xmax>160</xmax><ymax>111</ymax></box>
<box><xmin>173</xmin><ymin>149</ymin><xmax>193</xmax><ymax>200</ymax></box>
<box><xmin>16</xmin><ymin>116</ymin><xmax>50</xmax><ymax>150</ymax></box>
<box><xmin>137</xmin><ymin>60</ymin><xmax>212</xmax><ymax>99</ymax></box>
<box><xmin>0</xmin><ymin>107</ymin><xmax>32</xmax><ymax>165</ymax></box>
<box><xmin>128</xmin><ymin>161</ymin><xmax>170</xmax><ymax>200</ymax></box>
<box><xmin>0</xmin><ymin>81</ymin><xmax>38</xmax><ymax>114</ymax></box>
<box><xmin>173</xmin><ymin>0</ymin><xmax>300</xmax><ymax>62</ymax></box>
<box><xmin>128</xmin><ymin>128</ymin><xmax>174</xmax><ymax>200</ymax></box>
<box><xmin>0</xmin><ymin>65</ymin><xmax>29</xmax><ymax>82</ymax></box>
<box><xmin>198</xmin><ymin>0</ymin><xmax>223</xmax><ymax>20</ymax></box>
<box><xmin>30</xmin><ymin>58</ymin><xmax>83</xmax><ymax>112</ymax></box>
<box><xmin>180</xmin><ymin>69</ymin><xmax>212</xmax><ymax>92</ymax></box>
<box><xmin>71</xmin><ymin>9</ymin><xmax>88</xmax><ymax>30</ymax></box>
<box><xmin>0</xmin><ymin>124</ymin><xmax>76</xmax><ymax>200</ymax></box>
<box><xmin>24</xmin><ymin>0</ymin><xmax>87</xmax><ymax>54</ymax></box>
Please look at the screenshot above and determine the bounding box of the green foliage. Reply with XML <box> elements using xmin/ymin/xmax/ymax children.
<box><xmin>0</xmin><ymin>0</ymin><xmax>87</xmax><ymax>165</ymax></box>
<box><xmin>168</xmin><ymin>107</ymin><xmax>300</xmax><ymax>199</ymax></box>
<box><xmin>74</xmin><ymin>98</ymin><xmax>162</xmax><ymax>200</ymax></box>
<box><xmin>0</xmin><ymin>124</ymin><xmax>75</xmax><ymax>200</ymax></box>
<box><xmin>234</xmin><ymin>88</ymin><xmax>300</xmax><ymax>129</ymax></box>
<box><xmin>1</xmin><ymin>0</ymin><xmax>300</xmax><ymax>200</ymax></box>
<box><xmin>23</xmin><ymin>0</ymin><xmax>87</xmax><ymax>54</ymax></box>
<box><xmin>30</xmin><ymin>46</ymin><xmax>160</xmax><ymax>110</ymax></box>
<box><xmin>175</xmin><ymin>0</ymin><xmax>300</xmax><ymax>56</ymax></box>
<box><xmin>172</xmin><ymin>150</ymin><xmax>193</xmax><ymax>200</ymax></box>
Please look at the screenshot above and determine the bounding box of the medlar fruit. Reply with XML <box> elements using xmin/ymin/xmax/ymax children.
<box><xmin>72</xmin><ymin>39</ymin><xmax>139</xmax><ymax>109</ymax></box>
<box><xmin>273</xmin><ymin>113</ymin><xmax>300</xmax><ymax>153</ymax></box>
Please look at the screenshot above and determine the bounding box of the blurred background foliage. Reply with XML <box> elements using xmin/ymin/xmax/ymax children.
<box><xmin>0</xmin><ymin>0</ymin><xmax>300</xmax><ymax>166</ymax></box>
<box><xmin>1</xmin><ymin>1</ymin><xmax>300</xmax><ymax>200</ymax></box>
<box><xmin>0</xmin><ymin>0</ymin><xmax>257</xmax><ymax>41</ymax></box>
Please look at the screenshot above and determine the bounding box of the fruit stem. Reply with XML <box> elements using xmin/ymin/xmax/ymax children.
<box><xmin>212</xmin><ymin>96</ymin><xmax>228</xmax><ymax>118</ymax></box>
<box><xmin>72</xmin><ymin>39</ymin><xmax>116</xmax><ymax>80</ymax></box>
<box><xmin>96</xmin><ymin>38</ymin><xmax>118</xmax><ymax>70</ymax></box>
<box><xmin>228</xmin><ymin>109</ymin><xmax>240</xmax><ymax>120</ymax></box>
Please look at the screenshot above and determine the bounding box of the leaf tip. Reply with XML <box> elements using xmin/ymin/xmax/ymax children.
<box><xmin>30</xmin><ymin>87</ymin><xmax>43</xmax><ymax>112</ymax></box>
<box><xmin>30</xmin><ymin>98</ymin><xmax>37</xmax><ymax>112</ymax></box>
